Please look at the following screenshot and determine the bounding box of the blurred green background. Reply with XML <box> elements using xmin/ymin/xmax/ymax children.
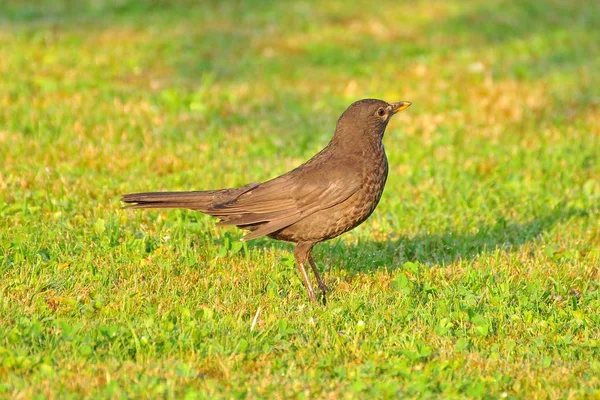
<box><xmin>1</xmin><ymin>0</ymin><xmax>599</xmax><ymax>398</ymax></box>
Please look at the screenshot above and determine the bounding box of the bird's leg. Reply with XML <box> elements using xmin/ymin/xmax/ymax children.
<box><xmin>294</xmin><ymin>243</ymin><xmax>316</xmax><ymax>302</ymax></box>
<box><xmin>308</xmin><ymin>254</ymin><xmax>328</xmax><ymax>302</ymax></box>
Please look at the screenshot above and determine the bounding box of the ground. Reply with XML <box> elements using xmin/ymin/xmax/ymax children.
<box><xmin>1</xmin><ymin>0</ymin><xmax>599</xmax><ymax>398</ymax></box>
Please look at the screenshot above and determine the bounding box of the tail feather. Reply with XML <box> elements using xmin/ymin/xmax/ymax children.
<box><xmin>121</xmin><ymin>182</ymin><xmax>300</xmax><ymax>240</ymax></box>
<box><xmin>121</xmin><ymin>191</ymin><xmax>216</xmax><ymax>210</ymax></box>
<box><xmin>121</xmin><ymin>182</ymin><xmax>260</xmax><ymax>212</ymax></box>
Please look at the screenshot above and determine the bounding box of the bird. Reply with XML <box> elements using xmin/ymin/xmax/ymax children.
<box><xmin>122</xmin><ymin>98</ymin><xmax>412</xmax><ymax>303</ymax></box>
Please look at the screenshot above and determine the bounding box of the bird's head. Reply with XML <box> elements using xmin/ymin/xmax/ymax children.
<box><xmin>334</xmin><ymin>99</ymin><xmax>411</xmax><ymax>144</ymax></box>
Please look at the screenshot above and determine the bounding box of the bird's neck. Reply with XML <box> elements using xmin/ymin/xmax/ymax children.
<box><xmin>329</xmin><ymin>127</ymin><xmax>386</xmax><ymax>160</ymax></box>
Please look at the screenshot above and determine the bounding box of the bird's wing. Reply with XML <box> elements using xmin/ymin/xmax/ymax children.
<box><xmin>212</xmin><ymin>160</ymin><xmax>363</xmax><ymax>238</ymax></box>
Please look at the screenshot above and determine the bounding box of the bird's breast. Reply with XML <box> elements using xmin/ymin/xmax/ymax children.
<box><xmin>271</xmin><ymin>149</ymin><xmax>389</xmax><ymax>243</ymax></box>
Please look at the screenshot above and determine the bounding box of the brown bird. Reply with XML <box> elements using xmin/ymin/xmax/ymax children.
<box><xmin>122</xmin><ymin>98</ymin><xmax>411</xmax><ymax>303</ymax></box>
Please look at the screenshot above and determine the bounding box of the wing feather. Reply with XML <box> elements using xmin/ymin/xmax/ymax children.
<box><xmin>209</xmin><ymin>160</ymin><xmax>363</xmax><ymax>238</ymax></box>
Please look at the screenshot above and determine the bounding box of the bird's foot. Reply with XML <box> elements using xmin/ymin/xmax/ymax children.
<box><xmin>319</xmin><ymin>291</ymin><xmax>327</xmax><ymax>306</ymax></box>
<box><xmin>317</xmin><ymin>282</ymin><xmax>328</xmax><ymax>294</ymax></box>
<box><xmin>317</xmin><ymin>282</ymin><xmax>328</xmax><ymax>305</ymax></box>
<box><xmin>307</xmin><ymin>289</ymin><xmax>317</xmax><ymax>303</ymax></box>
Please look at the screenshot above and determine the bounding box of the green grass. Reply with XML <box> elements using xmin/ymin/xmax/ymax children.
<box><xmin>1</xmin><ymin>0</ymin><xmax>599</xmax><ymax>398</ymax></box>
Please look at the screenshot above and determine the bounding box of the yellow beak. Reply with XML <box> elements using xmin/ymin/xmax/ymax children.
<box><xmin>390</xmin><ymin>101</ymin><xmax>412</xmax><ymax>114</ymax></box>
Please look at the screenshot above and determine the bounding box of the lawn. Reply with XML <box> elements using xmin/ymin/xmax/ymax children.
<box><xmin>1</xmin><ymin>0</ymin><xmax>599</xmax><ymax>398</ymax></box>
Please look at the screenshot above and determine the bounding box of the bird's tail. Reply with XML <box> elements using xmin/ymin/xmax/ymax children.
<box><xmin>121</xmin><ymin>191</ymin><xmax>217</xmax><ymax>210</ymax></box>
<box><xmin>121</xmin><ymin>182</ymin><xmax>260</xmax><ymax>212</ymax></box>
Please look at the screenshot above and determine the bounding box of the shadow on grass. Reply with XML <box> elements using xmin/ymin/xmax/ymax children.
<box><xmin>237</xmin><ymin>206</ymin><xmax>589</xmax><ymax>273</ymax></box>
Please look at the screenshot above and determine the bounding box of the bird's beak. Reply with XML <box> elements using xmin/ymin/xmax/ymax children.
<box><xmin>390</xmin><ymin>101</ymin><xmax>412</xmax><ymax>114</ymax></box>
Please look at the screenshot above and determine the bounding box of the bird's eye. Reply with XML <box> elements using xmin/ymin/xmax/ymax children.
<box><xmin>377</xmin><ymin>107</ymin><xmax>386</xmax><ymax>117</ymax></box>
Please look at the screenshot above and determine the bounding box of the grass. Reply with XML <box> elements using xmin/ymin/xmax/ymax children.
<box><xmin>1</xmin><ymin>0</ymin><xmax>599</xmax><ymax>398</ymax></box>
